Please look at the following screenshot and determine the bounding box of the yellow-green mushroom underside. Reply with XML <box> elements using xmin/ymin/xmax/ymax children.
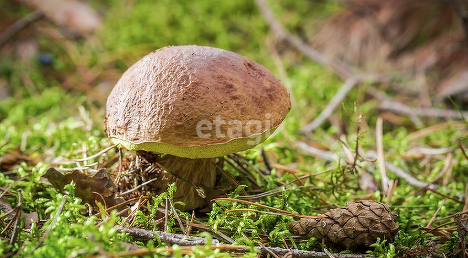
<box><xmin>111</xmin><ymin>127</ymin><xmax>277</xmax><ymax>159</ymax></box>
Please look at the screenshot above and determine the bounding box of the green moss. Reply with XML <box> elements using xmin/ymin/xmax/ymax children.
<box><xmin>1</xmin><ymin>0</ymin><xmax>466</xmax><ymax>256</ymax></box>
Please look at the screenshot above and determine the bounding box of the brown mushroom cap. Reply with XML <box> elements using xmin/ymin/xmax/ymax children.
<box><xmin>105</xmin><ymin>45</ymin><xmax>290</xmax><ymax>158</ymax></box>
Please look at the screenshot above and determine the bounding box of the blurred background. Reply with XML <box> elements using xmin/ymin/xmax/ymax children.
<box><xmin>2</xmin><ymin>0</ymin><xmax>468</xmax><ymax>256</ymax></box>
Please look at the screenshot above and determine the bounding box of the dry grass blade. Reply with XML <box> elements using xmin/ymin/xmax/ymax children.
<box><xmin>118</xmin><ymin>177</ymin><xmax>159</xmax><ymax>196</ymax></box>
<box><xmin>407</xmin><ymin>122</ymin><xmax>465</xmax><ymax>141</ymax></box>
<box><xmin>385</xmin><ymin>180</ymin><xmax>398</xmax><ymax>205</ymax></box>
<box><xmin>376</xmin><ymin>117</ymin><xmax>389</xmax><ymax>193</ymax></box>
<box><xmin>227</xmin><ymin>208</ymin><xmax>318</xmax><ymax>218</ymax></box>
<box><xmin>378</xmin><ymin>98</ymin><xmax>468</xmax><ymax>119</ymax></box>
<box><xmin>426</xmin><ymin>199</ymin><xmax>447</xmax><ymax>228</ymax></box>
<box><xmin>21</xmin><ymin>195</ymin><xmax>68</xmax><ymax>257</ymax></box>
<box><xmin>51</xmin><ymin>144</ymin><xmax>117</xmax><ymax>165</ymax></box>
<box><xmin>270</xmin><ymin>163</ymin><xmax>307</xmax><ymax>175</ymax></box>
<box><xmin>0</xmin><ymin>177</ymin><xmax>25</xmax><ymax>200</ymax></box>
<box><xmin>121</xmin><ymin>196</ymin><xmax>147</xmax><ymax>227</ymax></box>
<box><xmin>459</xmin><ymin>141</ymin><xmax>468</xmax><ymax>162</ymax></box>
<box><xmin>426</xmin><ymin>188</ymin><xmax>464</xmax><ymax>205</ymax></box>
<box><xmin>213</xmin><ymin>198</ymin><xmax>323</xmax><ymax>219</ymax></box>
<box><xmin>365</xmin><ymin>151</ymin><xmax>438</xmax><ymax>190</ymax></box>
<box><xmin>302</xmin><ymin>77</ymin><xmax>360</xmax><ymax>133</ymax></box>
<box><xmin>296</xmin><ymin>142</ymin><xmax>339</xmax><ymax>161</ymax></box>
<box><xmin>168</xmin><ymin>197</ymin><xmax>186</xmax><ymax>234</ymax></box>
<box><xmin>93</xmin><ymin>196</ymin><xmax>148</xmax><ymax>217</ymax></box>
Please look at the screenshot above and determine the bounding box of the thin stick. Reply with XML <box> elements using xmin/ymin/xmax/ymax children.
<box><xmin>434</xmin><ymin>210</ymin><xmax>468</xmax><ymax>223</ymax></box>
<box><xmin>23</xmin><ymin>196</ymin><xmax>67</xmax><ymax>257</ymax></box>
<box><xmin>185</xmin><ymin>211</ymin><xmax>194</xmax><ymax>236</ymax></box>
<box><xmin>302</xmin><ymin>77</ymin><xmax>359</xmax><ymax>133</ymax></box>
<box><xmin>114</xmin><ymin>225</ymin><xmax>220</xmax><ymax>245</ymax></box>
<box><xmin>259</xmin><ymin>242</ymin><xmax>281</xmax><ymax>258</ymax></box>
<box><xmin>168</xmin><ymin>197</ymin><xmax>186</xmax><ymax>234</ymax></box>
<box><xmin>93</xmin><ymin>196</ymin><xmax>148</xmax><ymax>217</ymax></box>
<box><xmin>115</xmin><ymin>148</ymin><xmax>123</xmax><ymax>185</ymax></box>
<box><xmin>104</xmin><ymin>241</ymin><xmax>370</xmax><ymax>258</ymax></box>
<box><xmin>44</xmin><ymin>197</ymin><xmax>67</xmax><ymax>237</ymax></box>
<box><xmin>227</xmin><ymin>208</ymin><xmax>320</xmax><ymax>218</ymax></box>
<box><xmin>463</xmin><ymin>182</ymin><xmax>468</xmax><ymax>213</ymax></box>
<box><xmin>0</xmin><ymin>177</ymin><xmax>25</xmax><ymax>200</ymax></box>
<box><xmin>118</xmin><ymin>177</ymin><xmax>159</xmax><ymax>196</ymax></box>
<box><xmin>386</xmin><ymin>180</ymin><xmax>398</xmax><ymax>205</ymax></box>
<box><xmin>51</xmin><ymin>144</ymin><xmax>117</xmax><ymax>165</ymax></box>
<box><xmin>426</xmin><ymin>199</ymin><xmax>447</xmax><ymax>228</ymax></box>
<box><xmin>426</xmin><ymin>188</ymin><xmax>464</xmax><ymax>205</ymax></box>
<box><xmin>0</xmin><ymin>11</ymin><xmax>43</xmax><ymax>49</ymax></box>
<box><xmin>270</xmin><ymin>163</ymin><xmax>307</xmax><ymax>175</ymax></box>
<box><xmin>377</xmin><ymin>97</ymin><xmax>468</xmax><ymax>119</ymax></box>
<box><xmin>376</xmin><ymin>117</ymin><xmax>388</xmax><ymax>193</ymax></box>
<box><xmin>441</xmin><ymin>152</ymin><xmax>453</xmax><ymax>187</ymax></box>
<box><xmin>407</xmin><ymin>122</ymin><xmax>465</xmax><ymax>142</ymax></box>
<box><xmin>164</xmin><ymin>197</ymin><xmax>168</xmax><ymax>231</ymax></box>
<box><xmin>296</xmin><ymin>142</ymin><xmax>339</xmax><ymax>161</ymax></box>
<box><xmin>460</xmin><ymin>141</ymin><xmax>468</xmax><ymax>162</ymax></box>
<box><xmin>261</xmin><ymin>148</ymin><xmax>273</xmax><ymax>174</ymax></box>
<box><xmin>9</xmin><ymin>190</ymin><xmax>22</xmax><ymax>245</ymax></box>
<box><xmin>254</xmin><ymin>0</ymin><xmax>352</xmax><ymax>79</ymax></box>
<box><xmin>121</xmin><ymin>197</ymin><xmax>147</xmax><ymax>227</ymax></box>
<box><xmin>365</xmin><ymin>151</ymin><xmax>438</xmax><ymax>190</ymax></box>
<box><xmin>0</xmin><ymin>132</ymin><xmax>9</xmax><ymax>151</ymax></box>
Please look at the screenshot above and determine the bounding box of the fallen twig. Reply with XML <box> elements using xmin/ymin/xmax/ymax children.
<box><xmin>295</xmin><ymin>142</ymin><xmax>339</xmax><ymax>161</ymax></box>
<box><xmin>0</xmin><ymin>11</ymin><xmax>43</xmax><ymax>50</ymax></box>
<box><xmin>378</xmin><ymin>98</ymin><xmax>468</xmax><ymax>119</ymax></box>
<box><xmin>256</xmin><ymin>0</ymin><xmax>468</xmax><ymax>132</ymax></box>
<box><xmin>114</xmin><ymin>226</ymin><xmax>220</xmax><ymax>245</ymax></box>
<box><xmin>366</xmin><ymin>151</ymin><xmax>438</xmax><ymax>190</ymax></box>
<box><xmin>376</xmin><ymin>117</ymin><xmax>389</xmax><ymax>193</ymax></box>
<box><xmin>51</xmin><ymin>144</ymin><xmax>117</xmax><ymax>165</ymax></box>
<box><xmin>9</xmin><ymin>190</ymin><xmax>22</xmax><ymax>246</ymax></box>
<box><xmin>302</xmin><ymin>77</ymin><xmax>360</xmax><ymax>133</ymax></box>
<box><xmin>114</xmin><ymin>226</ymin><xmax>370</xmax><ymax>258</ymax></box>
<box><xmin>254</xmin><ymin>0</ymin><xmax>353</xmax><ymax>79</ymax></box>
<box><xmin>296</xmin><ymin>141</ymin><xmax>439</xmax><ymax>190</ymax></box>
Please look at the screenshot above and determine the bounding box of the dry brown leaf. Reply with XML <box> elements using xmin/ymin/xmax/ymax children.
<box><xmin>0</xmin><ymin>198</ymin><xmax>38</xmax><ymax>229</ymax></box>
<box><xmin>17</xmin><ymin>0</ymin><xmax>101</xmax><ymax>37</ymax></box>
<box><xmin>0</xmin><ymin>148</ymin><xmax>30</xmax><ymax>172</ymax></box>
<box><xmin>43</xmin><ymin>168</ymin><xmax>124</xmax><ymax>208</ymax></box>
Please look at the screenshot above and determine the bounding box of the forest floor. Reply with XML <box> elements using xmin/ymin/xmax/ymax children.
<box><xmin>0</xmin><ymin>0</ymin><xmax>467</xmax><ymax>257</ymax></box>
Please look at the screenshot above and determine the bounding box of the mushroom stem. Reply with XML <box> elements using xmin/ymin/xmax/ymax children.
<box><xmin>156</xmin><ymin>154</ymin><xmax>218</xmax><ymax>211</ymax></box>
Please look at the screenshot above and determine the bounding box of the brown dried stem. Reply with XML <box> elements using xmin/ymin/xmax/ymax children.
<box><xmin>213</xmin><ymin>197</ymin><xmax>322</xmax><ymax>219</ymax></box>
<box><xmin>113</xmin><ymin>226</ymin><xmax>370</xmax><ymax>258</ymax></box>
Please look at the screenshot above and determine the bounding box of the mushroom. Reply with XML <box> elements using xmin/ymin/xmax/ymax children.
<box><xmin>105</xmin><ymin>45</ymin><xmax>290</xmax><ymax>210</ymax></box>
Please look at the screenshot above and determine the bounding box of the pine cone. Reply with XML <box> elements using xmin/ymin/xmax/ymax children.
<box><xmin>289</xmin><ymin>200</ymin><xmax>399</xmax><ymax>250</ymax></box>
